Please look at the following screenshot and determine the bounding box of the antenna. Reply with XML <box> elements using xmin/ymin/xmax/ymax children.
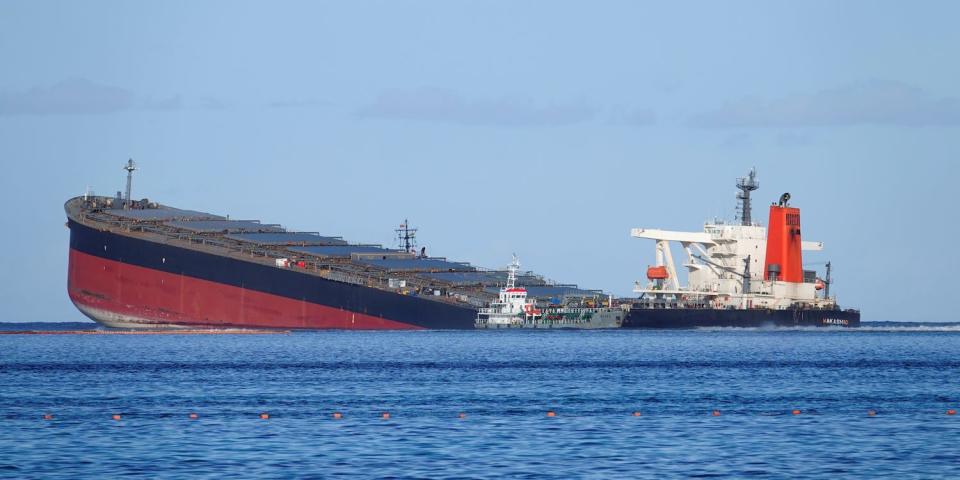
<box><xmin>395</xmin><ymin>219</ymin><xmax>418</xmax><ymax>253</ymax></box>
<box><xmin>824</xmin><ymin>261</ymin><xmax>832</xmax><ymax>299</ymax></box>
<box><xmin>507</xmin><ymin>255</ymin><xmax>520</xmax><ymax>289</ymax></box>
<box><xmin>123</xmin><ymin>159</ymin><xmax>137</xmax><ymax>209</ymax></box>
<box><xmin>735</xmin><ymin>168</ymin><xmax>759</xmax><ymax>226</ymax></box>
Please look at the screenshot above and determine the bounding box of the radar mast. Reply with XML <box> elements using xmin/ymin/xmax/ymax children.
<box><xmin>735</xmin><ymin>168</ymin><xmax>759</xmax><ymax>226</ymax></box>
<box><xmin>123</xmin><ymin>159</ymin><xmax>137</xmax><ymax>209</ymax></box>
<box><xmin>395</xmin><ymin>219</ymin><xmax>418</xmax><ymax>254</ymax></box>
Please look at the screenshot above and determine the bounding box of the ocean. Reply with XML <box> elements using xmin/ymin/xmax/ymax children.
<box><xmin>2</xmin><ymin>326</ymin><xmax>959</xmax><ymax>478</ymax></box>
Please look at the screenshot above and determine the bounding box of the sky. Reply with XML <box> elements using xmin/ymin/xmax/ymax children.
<box><xmin>1</xmin><ymin>0</ymin><xmax>958</xmax><ymax>322</ymax></box>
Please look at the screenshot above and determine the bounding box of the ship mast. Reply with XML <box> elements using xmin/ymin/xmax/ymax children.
<box><xmin>395</xmin><ymin>219</ymin><xmax>418</xmax><ymax>254</ymax></box>
<box><xmin>123</xmin><ymin>159</ymin><xmax>137</xmax><ymax>209</ymax></box>
<box><xmin>507</xmin><ymin>255</ymin><xmax>520</xmax><ymax>289</ymax></box>
<box><xmin>736</xmin><ymin>168</ymin><xmax>759</xmax><ymax>226</ymax></box>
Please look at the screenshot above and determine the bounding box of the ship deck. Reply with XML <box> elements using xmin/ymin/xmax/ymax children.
<box><xmin>65</xmin><ymin>196</ymin><xmax>605</xmax><ymax>311</ymax></box>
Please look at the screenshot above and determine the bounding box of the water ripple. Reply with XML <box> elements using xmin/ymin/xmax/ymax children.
<box><xmin>1</xmin><ymin>329</ymin><xmax>959</xmax><ymax>478</ymax></box>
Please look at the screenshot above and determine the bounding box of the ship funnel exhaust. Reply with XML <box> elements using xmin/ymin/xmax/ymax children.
<box><xmin>763</xmin><ymin>193</ymin><xmax>803</xmax><ymax>283</ymax></box>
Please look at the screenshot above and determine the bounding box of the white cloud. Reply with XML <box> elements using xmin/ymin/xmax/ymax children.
<box><xmin>358</xmin><ymin>87</ymin><xmax>597</xmax><ymax>126</ymax></box>
<box><xmin>268</xmin><ymin>99</ymin><xmax>332</xmax><ymax>109</ymax></box>
<box><xmin>0</xmin><ymin>78</ymin><xmax>135</xmax><ymax>115</ymax></box>
<box><xmin>0</xmin><ymin>78</ymin><xmax>183</xmax><ymax>115</ymax></box>
<box><xmin>691</xmin><ymin>81</ymin><xmax>960</xmax><ymax>128</ymax></box>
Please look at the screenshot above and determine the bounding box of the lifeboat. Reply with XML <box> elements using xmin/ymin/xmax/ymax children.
<box><xmin>646</xmin><ymin>266</ymin><xmax>669</xmax><ymax>280</ymax></box>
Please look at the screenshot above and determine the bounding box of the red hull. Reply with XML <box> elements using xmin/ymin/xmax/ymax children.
<box><xmin>67</xmin><ymin>249</ymin><xmax>423</xmax><ymax>330</ymax></box>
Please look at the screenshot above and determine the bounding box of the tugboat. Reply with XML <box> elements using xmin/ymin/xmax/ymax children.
<box><xmin>475</xmin><ymin>256</ymin><xmax>625</xmax><ymax>329</ymax></box>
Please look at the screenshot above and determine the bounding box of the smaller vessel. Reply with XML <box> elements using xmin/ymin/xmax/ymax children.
<box><xmin>475</xmin><ymin>256</ymin><xmax>625</xmax><ymax>329</ymax></box>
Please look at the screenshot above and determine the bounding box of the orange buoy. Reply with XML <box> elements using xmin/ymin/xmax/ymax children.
<box><xmin>457</xmin><ymin>412</ymin><xmax>466</xmax><ymax>419</ymax></box>
<box><xmin>381</xmin><ymin>412</ymin><xmax>391</xmax><ymax>420</ymax></box>
<box><xmin>112</xmin><ymin>414</ymin><xmax>122</xmax><ymax>421</ymax></box>
<box><xmin>332</xmin><ymin>412</ymin><xmax>343</xmax><ymax>420</ymax></box>
<box><xmin>259</xmin><ymin>412</ymin><xmax>270</xmax><ymax>420</ymax></box>
<box><xmin>791</xmin><ymin>409</ymin><xmax>801</xmax><ymax>415</ymax></box>
<box><xmin>867</xmin><ymin>410</ymin><xmax>877</xmax><ymax>417</ymax></box>
<box><xmin>711</xmin><ymin>410</ymin><xmax>721</xmax><ymax>417</ymax></box>
<box><xmin>632</xmin><ymin>411</ymin><xmax>642</xmax><ymax>417</ymax></box>
<box><xmin>42</xmin><ymin>414</ymin><xmax>54</xmax><ymax>420</ymax></box>
<box><xmin>948</xmin><ymin>409</ymin><xmax>957</xmax><ymax>416</ymax></box>
<box><xmin>189</xmin><ymin>412</ymin><xmax>199</xmax><ymax>420</ymax></box>
<box><xmin>546</xmin><ymin>410</ymin><xmax>557</xmax><ymax>417</ymax></box>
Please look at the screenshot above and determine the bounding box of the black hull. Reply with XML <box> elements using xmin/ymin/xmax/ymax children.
<box><xmin>67</xmin><ymin>219</ymin><xmax>477</xmax><ymax>330</ymax></box>
<box><xmin>623</xmin><ymin>307</ymin><xmax>860</xmax><ymax>329</ymax></box>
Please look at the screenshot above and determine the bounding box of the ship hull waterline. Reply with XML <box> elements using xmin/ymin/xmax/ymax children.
<box><xmin>623</xmin><ymin>306</ymin><xmax>860</xmax><ymax>329</ymax></box>
<box><xmin>67</xmin><ymin>219</ymin><xmax>478</xmax><ymax>330</ymax></box>
<box><xmin>67</xmin><ymin>219</ymin><xmax>860</xmax><ymax>331</ymax></box>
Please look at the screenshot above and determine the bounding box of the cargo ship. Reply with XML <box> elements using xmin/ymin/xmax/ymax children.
<box><xmin>65</xmin><ymin>161</ymin><xmax>609</xmax><ymax>330</ymax></box>
<box><xmin>623</xmin><ymin>169</ymin><xmax>860</xmax><ymax>328</ymax></box>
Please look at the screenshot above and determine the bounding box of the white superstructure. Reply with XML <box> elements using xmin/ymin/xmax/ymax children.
<box><xmin>476</xmin><ymin>255</ymin><xmax>542</xmax><ymax>327</ymax></box>
<box><xmin>631</xmin><ymin>169</ymin><xmax>836</xmax><ymax>311</ymax></box>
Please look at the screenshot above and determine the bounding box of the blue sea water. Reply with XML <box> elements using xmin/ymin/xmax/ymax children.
<box><xmin>2</xmin><ymin>328</ymin><xmax>960</xmax><ymax>478</ymax></box>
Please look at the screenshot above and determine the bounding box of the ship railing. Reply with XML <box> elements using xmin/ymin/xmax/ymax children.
<box><xmin>462</xmin><ymin>296</ymin><xmax>489</xmax><ymax>308</ymax></box>
<box><xmin>76</xmin><ymin>207</ymin><xmax>495</xmax><ymax>308</ymax></box>
<box><xmin>324</xmin><ymin>270</ymin><xmax>367</xmax><ymax>286</ymax></box>
<box><xmin>78</xmin><ymin>209</ymin><xmax>359</xmax><ymax>271</ymax></box>
<box><xmin>91</xmin><ymin>215</ymin><xmax>334</xmax><ymax>270</ymax></box>
<box><xmin>79</xmin><ymin>213</ymin><xmax>443</xmax><ymax>284</ymax></box>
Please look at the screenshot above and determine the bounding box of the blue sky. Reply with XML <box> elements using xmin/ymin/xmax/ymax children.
<box><xmin>1</xmin><ymin>1</ymin><xmax>958</xmax><ymax>322</ymax></box>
